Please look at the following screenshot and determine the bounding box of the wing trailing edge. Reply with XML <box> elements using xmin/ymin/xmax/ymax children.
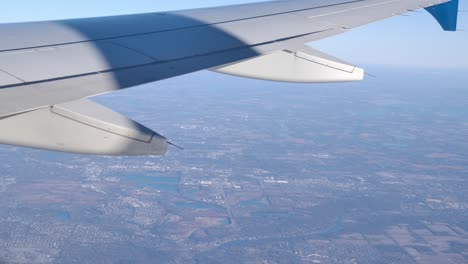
<box><xmin>0</xmin><ymin>99</ymin><xmax>168</xmax><ymax>156</ymax></box>
<box><xmin>212</xmin><ymin>46</ymin><xmax>364</xmax><ymax>83</ymax></box>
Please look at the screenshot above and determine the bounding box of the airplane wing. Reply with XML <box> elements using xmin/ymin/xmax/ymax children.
<box><xmin>0</xmin><ymin>0</ymin><xmax>460</xmax><ymax>155</ymax></box>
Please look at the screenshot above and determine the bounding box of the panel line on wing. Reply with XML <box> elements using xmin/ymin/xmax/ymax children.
<box><xmin>0</xmin><ymin>41</ymin><xmax>155</xmax><ymax>83</ymax></box>
<box><xmin>0</xmin><ymin>68</ymin><xmax>25</xmax><ymax>86</ymax></box>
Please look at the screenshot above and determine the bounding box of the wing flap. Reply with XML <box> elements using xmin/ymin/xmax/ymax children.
<box><xmin>0</xmin><ymin>42</ymin><xmax>154</xmax><ymax>83</ymax></box>
<box><xmin>212</xmin><ymin>46</ymin><xmax>364</xmax><ymax>83</ymax></box>
<box><xmin>0</xmin><ymin>99</ymin><xmax>168</xmax><ymax>156</ymax></box>
<box><xmin>112</xmin><ymin>27</ymin><xmax>246</xmax><ymax>61</ymax></box>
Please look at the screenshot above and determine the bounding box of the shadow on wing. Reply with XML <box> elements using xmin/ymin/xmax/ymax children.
<box><xmin>0</xmin><ymin>12</ymin><xmax>261</xmax><ymax>155</ymax></box>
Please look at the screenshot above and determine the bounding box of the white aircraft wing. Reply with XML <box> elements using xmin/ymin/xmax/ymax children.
<box><xmin>0</xmin><ymin>0</ymin><xmax>460</xmax><ymax>155</ymax></box>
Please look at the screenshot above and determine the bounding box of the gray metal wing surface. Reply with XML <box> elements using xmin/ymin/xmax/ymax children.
<box><xmin>0</xmin><ymin>0</ymin><xmax>460</xmax><ymax>155</ymax></box>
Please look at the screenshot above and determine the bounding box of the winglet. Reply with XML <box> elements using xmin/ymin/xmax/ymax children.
<box><xmin>426</xmin><ymin>0</ymin><xmax>459</xmax><ymax>31</ymax></box>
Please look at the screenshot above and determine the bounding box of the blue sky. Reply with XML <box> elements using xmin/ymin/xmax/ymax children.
<box><xmin>2</xmin><ymin>0</ymin><xmax>467</xmax><ymax>69</ymax></box>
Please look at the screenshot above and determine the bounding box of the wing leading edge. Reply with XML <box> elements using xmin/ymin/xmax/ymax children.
<box><xmin>0</xmin><ymin>0</ymin><xmax>460</xmax><ymax>155</ymax></box>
